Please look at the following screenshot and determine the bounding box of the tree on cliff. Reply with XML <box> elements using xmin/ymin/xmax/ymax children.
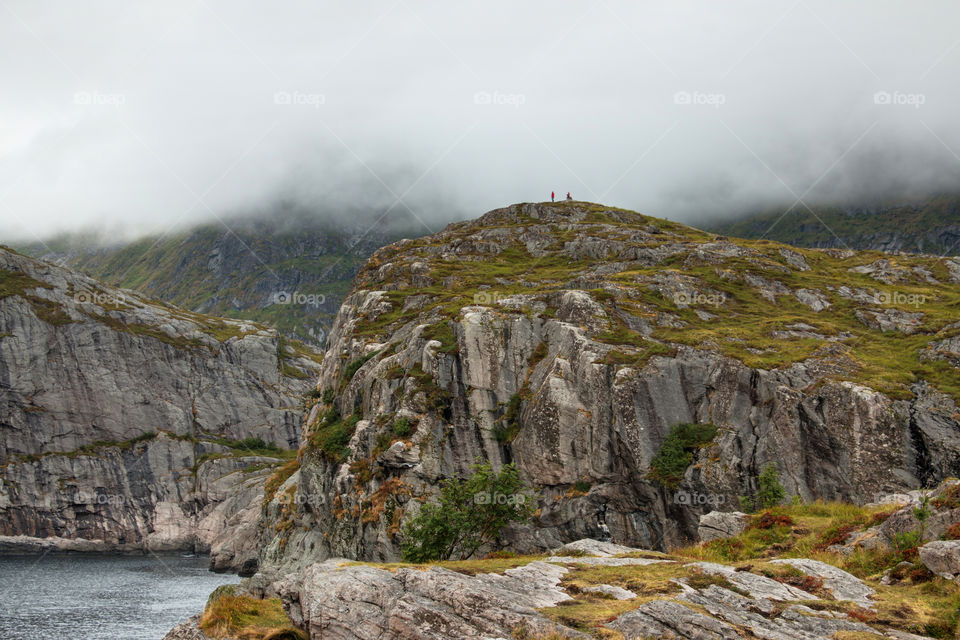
<box><xmin>401</xmin><ymin>462</ymin><xmax>536</xmax><ymax>562</ymax></box>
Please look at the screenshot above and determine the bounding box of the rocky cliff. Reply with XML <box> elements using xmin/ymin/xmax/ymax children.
<box><xmin>0</xmin><ymin>245</ymin><xmax>321</xmax><ymax>567</ymax></box>
<box><xmin>249</xmin><ymin>201</ymin><xmax>960</xmax><ymax>575</ymax></box>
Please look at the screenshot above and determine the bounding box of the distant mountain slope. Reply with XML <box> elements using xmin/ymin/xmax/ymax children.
<box><xmin>705</xmin><ymin>195</ymin><xmax>960</xmax><ymax>255</ymax></box>
<box><xmin>18</xmin><ymin>213</ymin><xmax>417</xmax><ymax>346</ymax></box>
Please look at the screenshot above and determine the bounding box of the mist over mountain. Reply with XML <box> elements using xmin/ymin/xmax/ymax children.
<box><xmin>17</xmin><ymin>204</ymin><xmax>428</xmax><ymax>345</ymax></box>
<box><xmin>703</xmin><ymin>193</ymin><xmax>960</xmax><ymax>256</ymax></box>
<box><xmin>4</xmin><ymin>2</ymin><xmax>960</xmax><ymax>242</ymax></box>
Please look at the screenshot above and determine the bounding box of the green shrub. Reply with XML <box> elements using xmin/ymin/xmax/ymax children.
<box><xmin>401</xmin><ymin>462</ymin><xmax>536</xmax><ymax>562</ymax></box>
<box><xmin>647</xmin><ymin>423</ymin><xmax>718</xmax><ymax>488</ymax></box>
<box><xmin>321</xmin><ymin>387</ymin><xmax>335</xmax><ymax>404</ymax></box>
<box><xmin>342</xmin><ymin>351</ymin><xmax>379</xmax><ymax>386</ymax></box>
<box><xmin>757</xmin><ymin>464</ymin><xmax>786</xmax><ymax>510</ymax></box>
<box><xmin>393</xmin><ymin>416</ymin><xmax>415</xmax><ymax>438</ymax></box>
<box><xmin>494</xmin><ymin>393</ymin><xmax>524</xmax><ymax>443</ymax></box>
<box><xmin>311</xmin><ymin>411</ymin><xmax>361</xmax><ymax>461</ymax></box>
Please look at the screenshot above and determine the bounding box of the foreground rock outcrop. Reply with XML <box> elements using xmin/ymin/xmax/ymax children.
<box><xmin>0</xmin><ymin>246</ymin><xmax>320</xmax><ymax>561</ymax></box>
<box><xmin>268</xmin><ymin>538</ymin><xmax>945</xmax><ymax>639</ymax></box>
<box><xmin>253</xmin><ymin>201</ymin><xmax>960</xmax><ymax>573</ymax></box>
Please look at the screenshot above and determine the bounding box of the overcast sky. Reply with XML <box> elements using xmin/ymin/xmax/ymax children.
<box><xmin>2</xmin><ymin>1</ymin><xmax>959</xmax><ymax>242</ymax></box>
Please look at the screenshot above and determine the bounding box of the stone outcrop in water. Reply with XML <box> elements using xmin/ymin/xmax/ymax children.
<box><xmin>0</xmin><ymin>246</ymin><xmax>320</xmax><ymax>564</ymax></box>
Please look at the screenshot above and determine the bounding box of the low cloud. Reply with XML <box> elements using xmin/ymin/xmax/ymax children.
<box><xmin>2</xmin><ymin>1</ymin><xmax>959</xmax><ymax>242</ymax></box>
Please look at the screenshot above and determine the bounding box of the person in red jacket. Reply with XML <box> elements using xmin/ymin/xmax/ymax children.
<box><xmin>551</xmin><ymin>191</ymin><xmax>555</xmax><ymax>202</ymax></box>
<box><xmin>566</xmin><ymin>192</ymin><xmax>572</xmax><ymax>201</ymax></box>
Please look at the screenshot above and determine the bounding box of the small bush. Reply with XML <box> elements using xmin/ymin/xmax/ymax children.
<box><xmin>814</xmin><ymin>522</ymin><xmax>862</xmax><ymax>551</ymax></box>
<box><xmin>321</xmin><ymin>387</ymin><xmax>335</xmax><ymax>404</ymax></box>
<box><xmin>648</xmin><ymin>423</ymin><xmax>718</xmax><ymax>488</ymax></box>
<box><xmin>312</xmin><ymin>411</ymin><xmax>361</xmax><ymax>461</ymax></box>
<box><xmin>494</xmin><ymin>393</ymin><xmax>524</xmax><ymax>443</ymax></box>
<box><xmin>342</xmin><ymin>351</ymin><xmax>378</xmax><ymax>386</ymax></box>
<box><xmin>943</xmin><ymin>521</ymin><xmax>960</xmax><ymax>540</ymax></box>
<box><xmin>750</xmin><ymin>510</ymin><xmax>795</xmax><ymax>530</ymax></box>
<box><xmin>401</xmin><ymin>462</ymin><xmax>536</xmax><ymax>562</ymax></box>
<box><xmin>933</xmin><ymin>483</ymin><xmax>960</xmax><ymax>510</ymax></box>
<box><xmin>393</xmin><ymin>416</ymin><xmax>415</xmax><ymax>438</ymax></box>
<box><xmin>891</xmin><ymin>530</ymin><xmax>922</xmax><ymax>560</ymax></box>
<box><xmin>307</xmin><ymin>387</ymin><xmax>323</xmax><ymax>399</ymax></box>
<box><xmin>757</xmin><ymin>464</ymin><xmax>786</xmax><ymax>510</ymax></box>
<box><xmin>572</xmin><ymin>480</ymin><xmax>592</xmax><ymax>494</ymax></box>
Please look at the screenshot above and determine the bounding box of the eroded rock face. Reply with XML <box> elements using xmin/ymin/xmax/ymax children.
<box><xmin>269</xmin><ymin>541</ymin><xmax>926</xmax><ymax>640</ymax></box>
<box><xmin>253</xmin><ymin>203</ymin><xmax>960</xmax><ymax>574</ymax></box>
<box><xmin>0</xmin><ymin>247</ymin><xmax>319</xmax><ymax>560</ymax></box>
<box><xmin>277</xmin><ymin>559</ymin><xmax>584</xmax><ymax>640</ymax></box>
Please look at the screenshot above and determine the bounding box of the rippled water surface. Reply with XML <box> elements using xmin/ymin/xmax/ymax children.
<box><xmin>0</xmin><ymin>554</ymin><xmax>238</xmax><ymax>640</ymax></box>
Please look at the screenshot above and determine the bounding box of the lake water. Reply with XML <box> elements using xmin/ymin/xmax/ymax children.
<box><xmin>0</xmin><ymin>554</ymin><xmax>238</xmax><ymax>640</ymax></box>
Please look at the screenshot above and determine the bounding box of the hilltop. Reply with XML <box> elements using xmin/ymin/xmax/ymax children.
<box><xmin>239</xmin><ymin>201</ymin><xmax>960</xmax><ymax>579</ymax></box>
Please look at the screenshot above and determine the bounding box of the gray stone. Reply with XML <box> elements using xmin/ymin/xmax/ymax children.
<box><xmin>699</xmin><ymin>511</ymin><xmax>750</xmax><ymax>542</ymax></box>
<box><xmin>583</xmin><ymin>584</ymin><xmax>636</xmax><ymax>600</ymax></box>
<box><xmin>770</xmin><ymin>558</ymin><xmax>875</xmax><ymax>608</ymax></box>
<box><xmin>278</xmin><ymin>559</ymin><xmax>586</xmax><ymax>640</ymax></box>
<box><xmin>919</xmin><ymin>540</ymin><xmax>960</xmax><ymax>580</ymax></box>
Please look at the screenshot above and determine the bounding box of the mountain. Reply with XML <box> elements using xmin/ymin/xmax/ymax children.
<box><xmin>0</xmin><ymin>245</ymin><xmax>322</xmax><ymax>570</ymax></box>
<box><xmin>704</xmin><ymin>194</ymin><xmax>960</xmax><ymax>255</ymax></box>
<box><xmin>17</xmin><ymin>212</ymin><xmax>416</xmax><ymax>346</ymax></box>
<box><xmin>241</xmin><ymin>201</ymin><xmax>960</xmax><ymax>577</ymax></box>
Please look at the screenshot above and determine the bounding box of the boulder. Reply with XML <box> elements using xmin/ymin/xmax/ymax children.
<box><xmin>698</xmin><ymin>512</ymin><xmax>750</xmax><ymax>543</ymax></box>
<box><xmin>919</xmin><ymin>540</ymin><xmax>960</xmax><ymax>581</ymax></box>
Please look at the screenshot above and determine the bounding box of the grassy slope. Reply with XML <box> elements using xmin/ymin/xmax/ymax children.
<box><xmin>705</xmin><ymin>195</ymin><xmax>960</xmax><ymax>254</ymax></box>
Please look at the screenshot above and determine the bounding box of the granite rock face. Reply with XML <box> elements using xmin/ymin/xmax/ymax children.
<box><xmin>0</xmin><ymin>246</ymin><xmax>319</xmax><ymax>562</ymax></box>
<box><xmin>254</xmin><ymin>203</ymin><xmax>960</xmax><ymax>573</ymax></box>
<box><xmin>272</xmin><ymin>540</ymin><xmax>930</xmax><ymax>640</ymax></box>
<box><xmin>277</xmin><ymin>558</ymin><xmax>584</xmax><ymax>640</ymax></box>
